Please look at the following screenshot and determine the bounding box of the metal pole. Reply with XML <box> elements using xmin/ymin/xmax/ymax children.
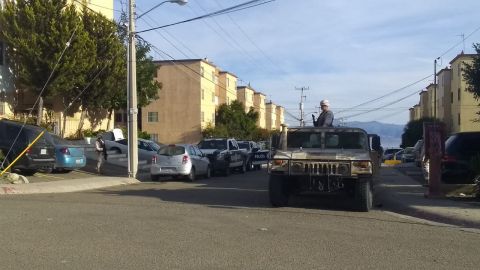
<box><xmin>128</xmin><ymin>0</ymin><xmax>138</xmax><ymax>178</ymax></box>
<box><xmin>434</xmin><ymin>59</ymin><xmax>437</xmax><ymax>119</ymax></box>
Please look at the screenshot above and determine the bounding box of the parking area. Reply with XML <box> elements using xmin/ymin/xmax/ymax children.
<box><xmin>26</xmin><ymin>169</ymin><xmax>98</xmax><ymax>183</ymax></box>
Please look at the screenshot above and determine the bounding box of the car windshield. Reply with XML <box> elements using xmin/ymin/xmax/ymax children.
<box><xmin>384</xmin><ymin>148</ymin><xmax>402</xmax><ymax>155</ymax></box>
<box><xmin>148</xmin><ymin>141</ymin><xmax>161</xmax><ymax>152</ymax></box>
<box><xmin>51</xmin><ymin>134</ymin><xmax>69</xmax><ymax>145</ymax></box>
<box><xmin>158</xmin><ymin>145</ymin><xmax>185</xmax><ymax>156</ymax></box>
<box><xmin>287</xmin><ymin>131</ymin><xmax>367</xmax><ymax>149</ymax></box>
<box><xmin>198</xmin><ymin>140</ymin><xmax>227</xmax><ymax>150</ymax></box>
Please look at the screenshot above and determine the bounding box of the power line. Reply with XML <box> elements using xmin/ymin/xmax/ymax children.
<box><xmin>73</xmin><ymin>0</ymin><xmax>122</xmax><ymax>13</ymax></box>
<box><xmin>136</xmin><ymin>0</ymin><xmax>275</xmax><ymax>34</ymax></box>
<box><xmin>438</xmin><ymin>25</ymin><xmax>480</xmax><ymax>58</ymax></box>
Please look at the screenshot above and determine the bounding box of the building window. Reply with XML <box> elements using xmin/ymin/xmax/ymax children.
<box><xmin>201</xmin><ymin>111</ymin><xmax>204</xmax><ymax>122</ymax></box>
<box><xmin>226</xmin><ymin>78</ymin><xmax>230</xmax><ymax>87</ymax></box>
<box><xmin>458</xmin><ymin>88</ymin><xmax>461</xmax><ymax>101</ymax></box>
<box><xmin>211</xmin><ymin>92</ymin><xmax>215</xmax><ymax>103</ymax></box>
<box><xmin>458</xmin><ymin>113</ymin><xmax>461</xmax><ymax>125</ymax></box>
<box><xmin>211</xmin><ymin>71</ymin><xmax>215</xmax><ymax>82</ymax></box>
<box><xmin>201</xmin><ymin>89</ymin><xmax>204</xmax><ymax>100</ymax></box>
<box><xmin>148</xmin><ymin>112</ymin><xmax>158</xmax><ymax>122</ymax></box>
<box><xmin>451</xmin><ymin>92</ymin><xmax>453</xmax><ymax>104</ymax></box>
<box><xmin>200</xmin><ymin>66</ymin><xmax>204</xmax><ymax>76</ymax></box>
<box><xmin>227</xmin><ymin>97</ymin><xmax>230</xmax><ymax>105</ymax></box>
<box><xmin>212</xmin><ymin>113</ymin><xmax>215</xmax><ymax>123</ymax></box>
<box><xmin>150</xmin><ymin>133</ymin><xmax>159</xmax><ymax>142</ymax></box>
<box><xmin>457</xmin><ymin>63</ymin><xmax>461</xmax><ymax>77</ymax></box>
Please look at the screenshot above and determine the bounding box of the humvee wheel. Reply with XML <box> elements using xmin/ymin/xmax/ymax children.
<box><xmin>355</xmin><ymin>178</ymin><xmax>373</xmax><ymax>212</ymax></box>
<box><xmin>269</xmin><ymin>175</ymin><xmax>289</xmax><ymax>207</ymax></box>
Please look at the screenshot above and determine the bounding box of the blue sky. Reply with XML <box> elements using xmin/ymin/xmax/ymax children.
<box><xmin>115</xmin><ymin>0</ymin><xmax>480</xmax><ymax>126</ymax></box>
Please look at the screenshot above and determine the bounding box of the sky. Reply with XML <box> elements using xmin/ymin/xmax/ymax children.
<box><xmin>114</xmin><ymin>0</ymin><xmax>480</xmax><ymax>127</ymax></box>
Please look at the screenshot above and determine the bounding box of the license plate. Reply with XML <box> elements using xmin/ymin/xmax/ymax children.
<box><xmin>76</xmin><ymin>159</ymin><xmax>83</xmax><ymax>164</ymax></box>
<box><xmin>255</xmin><ymin>154</ymin><xmax>266</xmax><ymax>159</ymax></box>
<box><xmin>40</xmin><ymin>148</ymin><xmax>47</xmax><ymax>155</ymax></box>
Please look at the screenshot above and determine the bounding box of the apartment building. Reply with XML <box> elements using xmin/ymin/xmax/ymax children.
<box><xmin>436</xmin><ymin>68</ymin><xmax>452</xmax><ymax>134</ymax></box>
<box><xmin>265</xmin><ymin>102</ymin><xmax>276</xmax><ymax>130</ymax></box>
<box><xmin>141</xmin><ymin>59</ymin><xmax>222</xmax><ymax>144</ymax></box>
<box><xmin>217</xmin><ymin>71</ymin><xmax>237</xmax><ymax>106</ymax></box>
<box><xmin>410</xmin><ymin>53</ymin><xmax>480</xmax><ymax>134</ymax></box>
<box><xmin>254</xmin><ymin>92</ymin><xmax>266</xmax><ymax>129</ymax></box>
<box><xmin>449</xmin><ymin>53</ymin><xmax>479</xmax><ymax>133</ymax></box>
<box><xmin>275</xmin><ymin>106</ymin><xmax>284</xmax><ymax>130</ymax></box>
<box><xmin>237</xmin><ymin>85</ymin><xmax>255</xmax><ymax>113</ymax></box>
<box><xmin>419</xmin><ymin>90</ymin><xmax>429</xmax><ymax>118</ymax></box>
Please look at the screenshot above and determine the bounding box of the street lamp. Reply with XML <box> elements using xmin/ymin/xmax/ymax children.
<box><xmin>137</xmin><ymin>0</ymin><xmax>188</xmax><ymax>20</ymax></box>
<box><xmin>127</xmin><ymin>0</ymin><xmax>187</xmax><ymax>178</ymax></box>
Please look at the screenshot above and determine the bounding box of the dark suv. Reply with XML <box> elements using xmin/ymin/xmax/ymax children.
<box><xmin>442</xmin><ymin>132</ymin><xmax>480</xmax><ymax>184</ymax></box>
<box><xmin>0</xmin><ymin>119</ymin><xmax>56</xmax><ymax>175</ymax></box>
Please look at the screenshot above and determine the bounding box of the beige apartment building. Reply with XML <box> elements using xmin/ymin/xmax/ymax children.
<box><xmin>217</xmin><ymin>71</ymin><xmax>238</xmax><ymax>106</ymax></box>
<box><xmin>254</xmin><ymin>92</ymin><xmax>266</xmax><ymax>128</ymax></box>
<box><xmin>436</xmin><ymin>67</ymin><xmax>452</xmax><ymax>133</ymax></box>
<box><xmin>449</xmin><ymin>53</ymin><xmax>479</xmax><ymax>133</ymax></box>
<box><xmin>419</xmin><ymin>90</ymin><xmax>429</xmax><ymax>118</ymax></box>
<box><xmin>237</xmin><ymin>85</ymin><xmax>255</xmax><ymax>113</ymax></box>
<box><xmin>141</xmin><ymin>59</ymin><xmax>223</xmax><ymax>144</ymax></box>
<box><xmin>265</xmin><ymin>102</ymin><xmax>276</xmax><ymax>130</ymax></box>
<box><xmin>410</xmin><ymin>53</ymin><xmax>480</xmax><ymax>134</ymax></box>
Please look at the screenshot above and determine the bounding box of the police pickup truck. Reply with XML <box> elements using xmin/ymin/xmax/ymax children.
<box><xmin>198</xmin><ymin>138</ymin><xmax>247</xmax><ymax>176</ymax></box>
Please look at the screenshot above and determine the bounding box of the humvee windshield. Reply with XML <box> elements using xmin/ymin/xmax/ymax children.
<box><xmin>287</xmin><ymin>131</ymin><xmax>367</xmax><ymax>150</ymax></box>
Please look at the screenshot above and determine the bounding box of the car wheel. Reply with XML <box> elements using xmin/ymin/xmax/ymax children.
<box><xmin>19</xmin><ymin>169</ymin><xmax>36</xmax><ymax>176</ymax></box>
<box><xmin>240</xmin><ymin>161</ymin><xmax>246</xmax><ymax>174</ymax></box>
<box><xmin>187</xmin><ymin>167</ymin><xmax>196</xmax><ymax>182</ymax></box>
<box><xmin>269</xmin><ymin>174</ymin><xmax>289</xmax><ymax>207</ymax></box>
<box><xmin>205</xmin><ymin>165</ymin><xmax>211</xmax><ymax>179</ymax></box>
<box><xmin>223</xmin><ymin>164</ymin><xmax>230</xmax><ymax>177</ymax></box>
<box><xmin>246</xmin><ymin>160</ymin><xmax>253</xmax><ymax>171</ymax></box>
<box><xmin>355</xmin><ymin>179</ymin><xmax>373</xmax><ymax>212</ymax></box>
<box><xmin>151</xmin><ymin>174</ymin><xmax>160</xmax><ymax>181</ymax></box>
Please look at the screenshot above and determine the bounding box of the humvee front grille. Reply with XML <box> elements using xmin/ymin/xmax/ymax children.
<box><xmin>294</xmin><ymin>162</ymin><xmax>350</xmax><ymax>176</ymax></box>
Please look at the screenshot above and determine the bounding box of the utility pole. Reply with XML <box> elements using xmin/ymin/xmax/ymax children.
<box><xmin>434</xmin><ymin>58</ymin><xmax>438</xmax><ymax>119</ymax></box>
<box><xmin>128</xmin><ymin>0</ymin><xmax>138</xmax><ymax>178</ymax></box>
<box><xmin>295</xmin><ymin>87</ymin><xmax>309</xmax><ymax>126</ymax></box>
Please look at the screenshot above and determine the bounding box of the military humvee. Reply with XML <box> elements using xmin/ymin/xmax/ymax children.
<box><xmin>268</xmin><ymin>125</ymin><xmax>382</xmax><ymax>211</ymax></box>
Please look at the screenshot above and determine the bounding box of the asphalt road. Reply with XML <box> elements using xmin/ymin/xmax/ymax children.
<box><xmin>1</xmin><ymin>169</ymin><xmax>479</xmax><ymax>269</ymax></box>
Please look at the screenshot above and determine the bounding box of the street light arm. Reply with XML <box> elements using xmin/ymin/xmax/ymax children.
<box><xmin>137</xmin><ymin>0</ymin><xmax>188</xmax><ymax>20</ymax></box>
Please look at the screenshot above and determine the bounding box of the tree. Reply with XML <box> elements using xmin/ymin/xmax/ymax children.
<box><xmin>201</xmin><ymin>101</ymin><xmax>276</xmax><ymax>141</ymax></box>
<box><xmin>463</xmin><ymin>43</ymin><xmax>480</xmax><ymax>121</ymax></box>
<box><xmin>401</xmin><ymin>117</ymin><xmax>437</xmax><ymax>148</ymax></box>
<box><xmin>0</xmin><ymin>0</ymin><xmax>93</xmax><ymax>124</ymax></box>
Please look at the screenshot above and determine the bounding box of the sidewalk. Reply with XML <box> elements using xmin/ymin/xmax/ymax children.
<box><xmin>376</xmin><ymin>166</ymin><xmax>480</xmax><ymax>229</ymax></box>
<box><xmin>0</xmin><ymin>176</ymin><xmax>140</xmax><ymax>195</ymax></box>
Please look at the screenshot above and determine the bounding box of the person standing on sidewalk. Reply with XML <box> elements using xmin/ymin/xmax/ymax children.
<box><xmin>313</xmin><ymin>99</ymin><xmax>334</xmax><ymax>127</ymax></box>
<box><xmin>95</xmin><ymin>134</ymin><xmax>106</xmax><ymax>174</ymax></box>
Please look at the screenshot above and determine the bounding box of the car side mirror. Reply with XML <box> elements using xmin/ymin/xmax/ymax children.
<box><xmin>252</xmin><ymin>147</ymin><xmax>259</xmax><ymax>152</ymax></box>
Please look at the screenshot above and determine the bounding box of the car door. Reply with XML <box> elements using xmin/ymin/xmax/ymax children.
<box><xmin>187</xmin><ymin>145</ymin><xmax>202</xmax><ymax>175</ymax></box>
<box><xmin>228</xmin><ymin>140</ymin><xmax>242</xmax><ymax>167</ymax></box>
<box><xmin>193</xmin><ymin>146</ymin><xmax>209</xmax><ymax>174</ymax></box>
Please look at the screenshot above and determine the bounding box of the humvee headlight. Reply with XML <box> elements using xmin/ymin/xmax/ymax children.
<box><xmin>351</xmin><ymin>161</ymin><xmax>372</xmax><ymax>174</ymax></box>
<box><xmin>270</xmin><ymin>159</ymin><xmax>289</xmax><ymax>171</ymax></box>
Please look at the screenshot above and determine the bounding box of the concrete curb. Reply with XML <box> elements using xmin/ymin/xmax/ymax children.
<box><xmin>376</xmin><ymin>167</ymin><xmax>480</xmax><ymax>229</ymax></box>
<box><xmin>0</xmin><ymin>176</ymin><xmax>140</xmax><ymax>195</ymax></box>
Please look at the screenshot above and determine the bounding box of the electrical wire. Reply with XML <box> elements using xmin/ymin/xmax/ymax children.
<box><xmin>136</xmin><ymin>0</ymin><xmax>275</xmax><ymax>34</ymax></box>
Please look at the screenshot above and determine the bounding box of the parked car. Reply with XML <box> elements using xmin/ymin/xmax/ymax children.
<box><xmin>0</xmin><ymin>119</ymin><xmax>55</xmax><ymax>175</ymax></box>
<box><xmin>400</xmin><ymin>147</ymin><xmax>416</xmax><ymax>163</ymax></box>
<box><xmin>382</xmin><ymin>147</ymin><xmax>403</xmax><ymax>161</ymax></box>
<box><xmin>198</xmin><ymin>138</ymin><xmax>247</xmax><ymax>176</ymax></box>
<box><xmin>150</xmin><ymin>144</ymin><xmax>211</xmax><ymax>181</ymax></box>
<box><xmin>442</xmin><ymin>132</ymin><xmax>480</xmax><ymax>184</ymax></box>
<box><xmin>51</xmin><ymin>134</ymin><xmax>86</xmax><ymax>172</ymax></box>
<box><xmin>105</xmin><ymin>138</ymin><xmax>162</xmax><ymax>162</ymax></box>
<box><xmin>413</xmin><ymin>139</ymin><xmax>423</xmax><ymax>167</ymax></box>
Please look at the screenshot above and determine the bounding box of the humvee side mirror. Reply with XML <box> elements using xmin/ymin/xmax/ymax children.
<box><xmin>252</xmin><ymin>147</ymin><xmax>259</xmax><ymax>152</ymax></box>
<box><xmin>368</xmin><ymin>134</ymin><xmax>381</xmax><ymax>152</ymax></box>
